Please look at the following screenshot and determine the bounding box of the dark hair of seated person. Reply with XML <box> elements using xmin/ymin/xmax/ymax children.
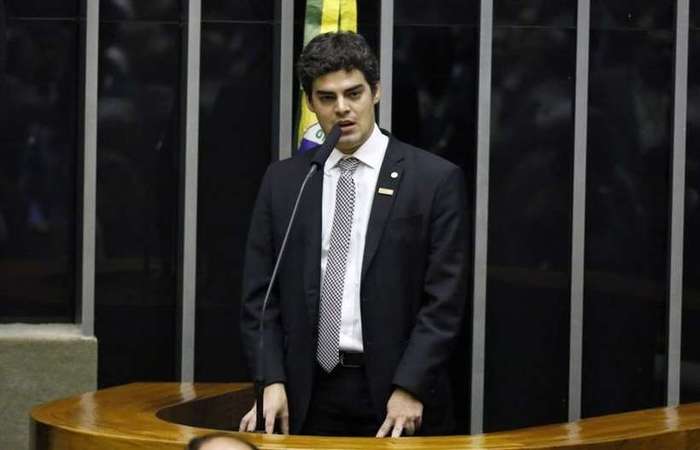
<box><xmin>187</xmin><ymin>433</ymin><xmax>259</xmax><ymax>450</ymax></box>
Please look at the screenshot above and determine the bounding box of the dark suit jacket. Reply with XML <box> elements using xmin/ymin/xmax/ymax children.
<box><xmin>240</xmin><ymin>132</ymin><xmax>469</xmax><ymax>434</ymax></box>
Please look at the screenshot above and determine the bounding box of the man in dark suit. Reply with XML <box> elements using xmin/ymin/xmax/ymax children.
<box><xmin>239</xmin><ymin>31</ymin><xmax>468</xmax><ymax>437</ymax></box>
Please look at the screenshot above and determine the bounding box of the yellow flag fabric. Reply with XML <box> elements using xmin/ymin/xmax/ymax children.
<box><xmin>296</xmin><ymin>0</ymin><xmax>357</xmax><ymax>153</ymax></box>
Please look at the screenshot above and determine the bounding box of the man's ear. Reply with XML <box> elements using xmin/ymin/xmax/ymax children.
<box><xmin>305</xmin><ymin>93</ymin><xmax>316</xmax><ymax>113</ymax></box>
<box><xmin>372</xmin><ymin>83</ymin><xmax>381</xmax><ymax>105</ymax></box>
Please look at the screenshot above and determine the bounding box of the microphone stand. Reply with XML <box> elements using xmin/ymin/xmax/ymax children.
<box><xmin>255</xmin><ymin>163</ymin><xmax>318</xmax><ymax>431</ymax></box>
<box><xmin>254</xmin><ymin>123</ymin><xmax>340</xmax><ymax>432</ymax></box>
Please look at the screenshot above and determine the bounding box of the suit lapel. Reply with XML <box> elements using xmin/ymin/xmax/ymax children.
<box><xmin>362</xmin><ymin>138</ymin><xmax>405</xmax><ymax>279</ymax></box>
<box><xmin>303</xmin><ymin>167</ymin><xmax>323</xmax><ymax>327</ymax></box>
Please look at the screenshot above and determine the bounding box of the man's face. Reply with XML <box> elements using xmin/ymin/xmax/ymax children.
<box><xmin>307</xmin><ymin>68</ymin><xmax>380</xmax><ymax>154</ymax></box>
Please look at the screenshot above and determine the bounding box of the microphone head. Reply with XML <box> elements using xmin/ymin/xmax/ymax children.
<box><xmin>324</xmin><ymin>122</ymin><xmax>342</xmax><ymax>147</ymax></box>
<box><xmin>310</xmin><ymin>123</ymin><xmax>342</xmax><ymax>168</ymax></box>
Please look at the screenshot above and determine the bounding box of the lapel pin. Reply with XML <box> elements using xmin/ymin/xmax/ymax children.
<box><xmin>378</xmin><ymin>187</ymin><xmax>394</xmax><ymax>196</ymax></box>
<box><xmin>390</xmin><ymin>171</ymin><xmax>399</xmax><ymax>179</ymax></box>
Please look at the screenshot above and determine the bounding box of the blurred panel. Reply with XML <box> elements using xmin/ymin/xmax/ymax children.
<box><xmin>392</xmin><ymin>26</ymin><xmax>478</xmax><ymax>167</ymax></box>
<box><xmin>495</xmin><ymin>0</ymin><xmax>575</xmax><ymax>27</ymax></box>
<box><xmin>202</xmin><ymin>0</ymin><xmax>273</xmax><ymax>21</ymax></box>
<box><xmin>392</xmin><ymin>18</ymin><xmax>478</xmax><ymax>432</ymax></box>
<box><xmin>0</xmin><ymin>19</ymin><xmax>78</xmax><ymax>322</ymax></box>
<box><xmin>582</xmin><ymin>28</ymin><xmax>673</xmax><ymax>417</ymax></box>
<box><xmin>354</xmin><ymin>0</ymin><xmax>379</xmax><ymax>26</ymax></box>
<box><xmin>395</xmin><ymin>0</ymin><xmax>477</xmax><ymax>25</ymax></box>
<box><xmin>682</xmin><ymin>24</ymin><xmax>700</xmax><ymax>404</ymax></box>
<box><xmin>485</xmin><ymin>25</ymin><xmax>575</xmax><ymax>431</ymax></box>
<box><xmin>1</xmin><ymin>0</ymin><xmax>5</xmax><ymax>77</ymax></box>
<box><xmin>5</xmin><ymin>0</ymin><xmax>77</xmax><ymax>18</ymax></box>
<box><xmin>591</xmin><ymin>0</ymin><xmax>674</xmax><ymax>30</ymax></box>
<box><xmin>100</xmin><ymin>0</ymin><xmax>179</xmax><ymax>21</ymax></box>
<box><xmin>195</xmin><ymin>22</ymin><xmax>273</xmax><ymax>381</ymax></box>
<box><xmin>96</xmin><ymin>21</ymin><xmax>181</xmax><ymax>387</ymax></box>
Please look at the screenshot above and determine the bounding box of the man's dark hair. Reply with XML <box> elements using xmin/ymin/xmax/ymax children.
<box><xmin>187</xmin><ymin>433</ymin><xmax>258</xmax><ymax>450</ymax></box>
<box><xmin>297</xmin><ymin>31</ymin><xmax>379</xmax><ymax>100</ymax></box>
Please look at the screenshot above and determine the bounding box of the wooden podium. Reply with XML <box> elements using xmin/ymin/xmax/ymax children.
<box><xmin>31</xmin><ymin>383</ymin><xmax>700</xmax><ymax>449</ymax></box>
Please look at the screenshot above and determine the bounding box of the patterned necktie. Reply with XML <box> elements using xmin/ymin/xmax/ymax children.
<box><xmin>317</xmin><ymin>157</ymin><xmax>361</xmax><ymax>372</ymax></box>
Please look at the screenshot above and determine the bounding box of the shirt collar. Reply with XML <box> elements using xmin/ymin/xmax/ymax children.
<box><xmin>324</xmin><ymin>124</ymin><xmax>386</xmax><ymax>174</ymax></box>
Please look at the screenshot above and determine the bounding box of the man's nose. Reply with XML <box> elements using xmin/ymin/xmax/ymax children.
<box><xmin>335</xmin><ymin>97</ymin><xmax>350</xmax><ymax>115</ymax></box>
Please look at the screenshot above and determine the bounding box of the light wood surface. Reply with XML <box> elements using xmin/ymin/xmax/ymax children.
<box><xmin>30</xmin><ymin>382</ymin><xmax>700</xmax><ymax>449</ymax></box>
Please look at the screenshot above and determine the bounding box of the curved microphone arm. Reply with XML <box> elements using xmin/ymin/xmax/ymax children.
<box><xmin>254</xmin><ymin>124</ymin><xmax>340</xmax><ymax>432</ymax></box>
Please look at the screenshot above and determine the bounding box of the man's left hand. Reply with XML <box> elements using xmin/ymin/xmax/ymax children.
<box><xmin>376</xmin><ymin>387</ymin><xmax>423</xmax><ymax>437</ymax></box>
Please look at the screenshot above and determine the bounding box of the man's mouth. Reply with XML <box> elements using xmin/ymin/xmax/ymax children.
<box><xmin>337</xmin><ymin>121</ymin><xmax>355</xmax><ymax>133</ymax></box>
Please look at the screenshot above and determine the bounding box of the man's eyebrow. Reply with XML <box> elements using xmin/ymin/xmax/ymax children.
<box><xmin>344</xmin><ymin>84</ymin><xmax>365</xmax><ymax>93</ymax></box>
<box><xmin>314</xmin><ymin>84</ymin><xmax>365</xmax><ymax>96</ymax></box>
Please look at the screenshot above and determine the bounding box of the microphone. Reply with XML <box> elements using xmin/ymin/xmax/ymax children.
<box><xmin>310</xmin><ymin>123</ymin><xmax>342</xmax><ymax>169</ymax></box>
<box><xmin>254</xmin><ymin>122</ymin><xmax>341</xmax><ymax>432</ymax></box>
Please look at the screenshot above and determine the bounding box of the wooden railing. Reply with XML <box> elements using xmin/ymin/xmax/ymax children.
<box><xmin>30</xmin><ymin>382</ymin><xmax>700</xmax><ymax>449</ymax></box>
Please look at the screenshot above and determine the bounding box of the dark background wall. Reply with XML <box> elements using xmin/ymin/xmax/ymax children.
<box><xmin>582</xmin><ymin>0</ymin><xmax>674</xmax><ymax>418</ymax></box>
<box><xmin>0</xmin><ymin>0</ymin><xmax>79</xmax><ymax>323</ymax></box>
<box><xmin>486</xmin><ymin>1</ymin><xmax>576</xmax><ymax>431</ymax></box>
<box><xmin>95</xmin><ymin>0</ymin><xmax>182</xmax><ymax>387</ymax></box>
<box><xmin>194</xmin><ymin>1</ymin><xmax>275</xmax><ymax>382</ymax></box>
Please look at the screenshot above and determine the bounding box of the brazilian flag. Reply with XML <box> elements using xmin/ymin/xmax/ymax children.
<box><xmin>297</xmin><ymin>0</ymin><xmax>357</xmax><ymax>153</ymax></box>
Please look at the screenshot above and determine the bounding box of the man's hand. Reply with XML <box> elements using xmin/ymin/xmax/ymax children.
<box><xmin>238</xmin><ymin>382</ymin><xmax>290</xmax><ymax>434</ymax></box>
<box><xmin>376</xmin><ymin>387</ymin><xmax>423</xmax><ymax>437</ymax></box>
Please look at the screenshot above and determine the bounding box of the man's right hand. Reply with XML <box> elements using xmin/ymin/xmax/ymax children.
<box><xmin>238</xmin><ymin>382</ymin><xmax>290</xmax><ymax>434</ymax></box>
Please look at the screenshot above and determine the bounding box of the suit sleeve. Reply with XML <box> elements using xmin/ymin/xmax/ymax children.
<box><xmin>392</xmin><ymin>166</ymin><xmax>468</xmax><ymax>402</ymax></box>
<box><xmin>240</xmin><ymin>166</ymin><xmax>286</xmax><ymax>385</ymax></box>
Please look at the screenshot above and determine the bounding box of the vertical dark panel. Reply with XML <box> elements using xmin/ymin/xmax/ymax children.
<box><xmin>0</xmin><ymin>0</ymin><xmax>5</xmax><ymax>77</ymax></box>
<box><xmin>194</xmin><ymin>20</ymin><xmax>273</xmax><ymax>381</ymax></box>
<box><xmin>100</xmin><ymin>0</ymin><xmax>179</xmax><ymax>21</ymax></box>
<box><xmin>0</xmin><ymin>9</ymin><xmax>79</xmax><ymax>321</ymax></box>
<box><xmin>591</xmin><ymin>1</ymin><xmax>674</xmax><ymax>29</ymax></box>
<box><xmin>95</xmin><ymin>19</ymin><xmax>181</xmax><ymax>387</ymax></box>
<box><xmin>392</xmin><ymin>2</ymin><xmax>478</xmax><ymax>434</ymax></box>
<box><xmin>202</xmin><ymin>1</ymin><xmax>273</xmax><ymax>21</ymax></box>
<box><xmin>395</xmin><ymin>0</ymin><xmax>477</xmax><ymax>25</ymax></box>
<box><xmin>484</xmin><ymin>2</ymin><xmax>575</xmax><ymax>432</ymax></box>
<box><xmin>495</xmin><ymin>0</ymin><xmax>575</xmax><ymax>26</ymax></box>
<box><xmin>682</xmin><ymin>1</ymin><xmax>700</xmax><ymax>404</ymax></box>
<box><xmin>5</xmin><ymin>0</ymin><xmax>78</xmax><ymax>17</ymax></box>
<box><xmin>356</xmin><ymin>0</ymin><xmax>380</xmax><ymax>52</ymax></box>
<box><xmin>583</xmin><ymin>1</ymin><xmax>674</xmax><ymax>417</ymax></box>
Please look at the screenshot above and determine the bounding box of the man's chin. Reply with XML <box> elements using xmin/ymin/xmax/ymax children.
<box><xmin>336</xmin><ymin>137</ymin><xmax>361</xmax><ymax>154</ymax></box>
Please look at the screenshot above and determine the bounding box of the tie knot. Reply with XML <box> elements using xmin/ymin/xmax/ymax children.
<box><xmin>337</xmin><ymin>157</ymin><xmax>360</xmax><ymax>176</ymax></box>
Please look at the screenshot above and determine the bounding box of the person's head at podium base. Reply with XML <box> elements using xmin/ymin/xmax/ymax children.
<box><xmin>188</xmin><ymin>433</ymin><xmax>258</xmax><ymax>450</ymax></box>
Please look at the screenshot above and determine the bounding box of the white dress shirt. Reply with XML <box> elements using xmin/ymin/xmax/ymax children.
<box><xmin>321</xmin><ymin>124</ymin><xmax>389</xmax><ymax>352</ymax></box>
